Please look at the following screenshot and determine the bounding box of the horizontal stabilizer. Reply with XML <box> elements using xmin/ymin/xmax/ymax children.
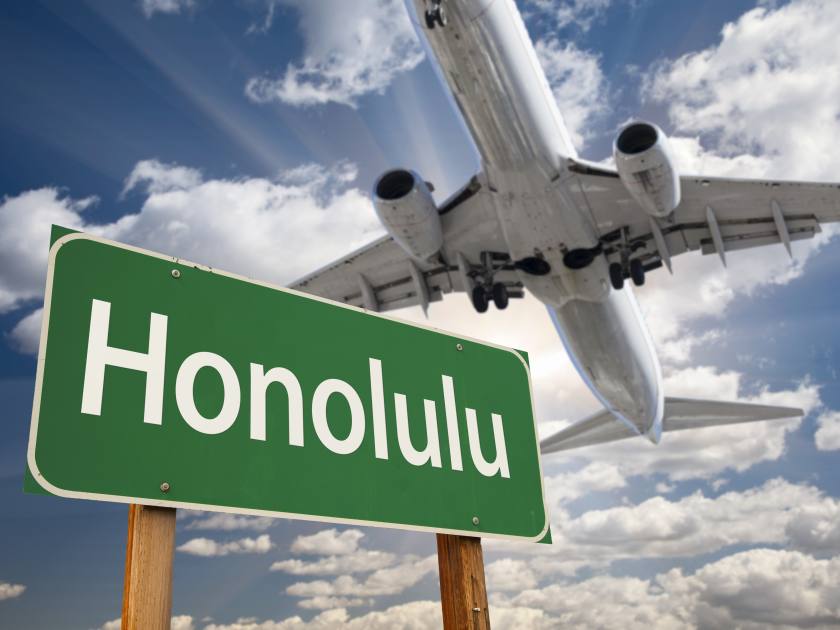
<box><xmin>540</xmin><ymin>397</ymin><xmax>802</xmax><ymax>454</ymax></box>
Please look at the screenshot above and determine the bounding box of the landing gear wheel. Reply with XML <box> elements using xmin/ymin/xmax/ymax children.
<box><xmin>425</xmin><ymin>4</ymin><xmax>446</xmax><ymax>29</ymax></box>
<box><xmin>609</xmin><ymin>262</ymin><xmax>624</xmax><ymax>291</ymax></box>
<box><xmin>492</xmin><ymin>283</ymin><xmax>509</xmax><ymax>310</ymax></box>
<box><xmin>630</xmin><ymin>259</ymin><xmax>645</xmax><ymax>287</ymax></box>
<box><xmin>471</xmin><ymin>285</ymin><xmax>489</xmax><ymax>313</ymax></box>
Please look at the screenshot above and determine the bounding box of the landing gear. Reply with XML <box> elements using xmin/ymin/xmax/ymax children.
<box><xmin>629</xmin><ymin>258</ymin><xmax>645</xmax><ymax>287</ymax></box>
<box><xmin>471</xmin><ymin>285</ymin><xmax>489</xmax><ymax>313</ymax></box>
<box><xmin>424</xmin><ymin>2</ymin><xmax>446</xmax><ymax>29</ymax></box>
<box><xmin>609</xmin><ymin>259</ymin><xmax>646</xmax><ymax>290</ymax></box>
<box><xmin>463</xmin><ymin>251</ymin><xmax>524</xmax><ymax>313</ymax></box>
<box><xmin>492</xmin><ymin>283</ymin><xmax>509</xmax><ymax>310</ymax></box>
<box><xmin>609</xmin><ymin>262</ymin><xmax>624</xmax><ymax>290</ymax></box>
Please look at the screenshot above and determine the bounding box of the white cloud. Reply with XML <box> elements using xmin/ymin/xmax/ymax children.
<box><xmin>544</xmin><ymin>461</ymin><xmax>626</xmax><ymax>509</ymax></box>
<box><xmin>647</xmin><ymin>0</ymin><xmax>840</xmax><ymax>184</ymax></box>
<box><xmin>0</xmin><ymin>582</ymin><xmax>25</xmax><ymax>601</ymax></box>
<box><xmin>535</xmin><ymin>38</ymin><xmax>607</xmax><ymax>150</ymax></box>
<box><xmin>123</xmin><ymin>159</ymin><xmax>202</xmax><ymax>196</ymax></box>
<box><xmin>100</xmin><ymin>615</ymin><xmax>193</xmax><ymax>630</ymax></box>
<box><xmin>182</xmin><ymin>513</ymin><xmax>275</xmax><ymax>532</ymax></box>
<box><xmin>297</xmin><ymin>596</ymin><xmax>371</xmax><ymax>610</ymax></box>
<box><xmin>289</xmin><ymin>529</ymin><xmax>365</xmax><ymax>556</ymax></box>
<box><xmin>139</xmin><ymin>0</ymin><xmax>195</xmax><ymax>19</ymax></box>
<box><xmin>0</xmin><ymin>189</ymin><xmax>92</xmax><ymax>314</ymax></box>
<box><xmin>285</xmin><ymin>555</ymin><xmax>437</xmax><ymax>599</ymax></box>
<box><xmin>527</xmin><ymin>0</ymin><xmax>613</xmax><ymax>31</ymax></box>
<box><xmin>486</xmin><ymin>558</ymin><xmax>538</xmax><ymax>592</ymax></box>
<box><xmin>176</xmin><ymin>534</ymin><xmax>273</xmax><ymax>557</ymax></box>
<box><xmin>503</xmin><ymin>549</ymin><xmax>840</xmax><ymax>629</ymax></box>
<box><xmin>7</xmin><ymin>307</ymin><xmax>42</xmax><ymax>355</ymax></box>
<box><xmin>656</xmin><ymin>481</ymin><xmax>675</xmax><ymax>494</ymax></box>
<box><xmin>497</xmin><ymin>478</ymin><xmax>840</xmax><ymax>576</ymax></box>
<box><xmin>271</xmin><ymin>550</ymin><xmax>396</xmax><ymax>576</ymax></box>
<box><xmin>202</xmin><ymin>600</ymin><xmax>562</xmax><ymax>630</ymax></box>
<box><xmin>1</xmin><ymin>160</ymin><xmax>381</xmax><ymax>354</ymax></box>
<box><xmin>815</xmin><ymin>410</ymin><xmax>840</xmax><ymax>450</ymax></box>
<box><xmin>245</xmin><ymin>0</ymin><xmax>423</xmax><ymax>108</ymax></box>
<box><xmin>204</xmin><ymin>602</ymin><xmax>441</xmax><ymax>630</ymax></box>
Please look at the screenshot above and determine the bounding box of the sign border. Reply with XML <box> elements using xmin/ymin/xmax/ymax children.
<box><xmin>27</xmin><ymin>232</ymin><xmax>550</xmax><ymax>542</ymax></box>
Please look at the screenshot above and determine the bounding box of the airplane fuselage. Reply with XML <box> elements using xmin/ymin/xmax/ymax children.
<box><xmin>408</xmin><ymin>0</ymin><xmax>664</xmax><ymax>438</ymax></box>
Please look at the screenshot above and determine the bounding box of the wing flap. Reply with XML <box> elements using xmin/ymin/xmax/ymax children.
<box><xmin>568</xmin><ymin>158</ymin><xmax>840</xmax><ymax>275</ymax></box>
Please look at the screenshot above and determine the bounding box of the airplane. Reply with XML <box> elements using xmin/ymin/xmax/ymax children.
<box><xmin>290</xmin><ymin>0</ymin><xmax>840</xmax><ymax>454</ymax></box>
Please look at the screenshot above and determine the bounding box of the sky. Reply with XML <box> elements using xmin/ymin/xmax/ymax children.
<box><xmin>2</xmin><ymin>0</ymin><xmax>840</xmax><ymax>627</ymax></box>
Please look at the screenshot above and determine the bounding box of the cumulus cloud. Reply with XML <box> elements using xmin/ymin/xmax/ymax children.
<box><xmin>245</xmin><ymin>1</ymin><xmax>423</xmax><ymax>108</ymax></box>
<box><xmin>100</xmin><ymin>615</ymin><xmax>194</xmax><ymax>630</ymax></box>
<box><xmin>139</xmin><ymin>0</ymin><xmax>195</xmax><ymax>19</ymax></box>
<box><xmin>285</xmin><ymin>554</ymin><xmax>437</xmax><ymax>600</ymax></box>
<box><xmin>527</xmin><ymin>0</ymin><xmax>613</xmax><ymax>32</ymax></box>
<box><xmin>0</xmin><ymin>582</ymin><xmax>25</xmax><ymax>601</ymax></box>
<box><xmin>0</xmin><ymin>189</ymin><xmax>93</xmax><ymax>314</ymax></box>
<box><xmin>176</xmin><ymin>534</ymin><xmax>273</xmax><ymax>557</ymax></box>
<box><xmin>815</xmin><ymin>410</ymin><xmax>840</xmax><ymax>450</ymax></box>
<box><xmin>296</xmin><ymin>596</ymin><xmax>372</xmax><ymax>610</ymax></box>
<box><xmin>289</xmin><ymin>529</ymin><xmax>366</xmax><ymax>556</ymax></box>
<box><xmin>1</xmin><ymin>160</ymin><xmax>381</xmax><ymax>354</ymax></box>
<box><xmin>535</xmin><ymin>38</ymin><xmax>607</xmax><ymax>150</ymax></box>
<box><xmin>204</xmin><ymin>602</ymin><xmax>441</xmax><ymax>630</ymax></box>
<box><xmin>271</xmin><ymin>550</ymin><xmax>395</xmax><ymax>576</ymax></box>
<box><xmin>7</xmin><ymin>307</ymin><xmax>42</xmax><ymax>355</ymax></box>
<box><xmin>486</xmin><ymin>558</ymin><xmax>538</xmax><ymax>592</ymax></box>
<box><xmin>181</xmin><ymin>512</ymin><xmax>276</xmax><ymax>532</ymax></box>
<box><xmin>543</xmin><ymin>461</ymin><xmax>626</xmax><ymax>509</ymax></box>
<box><xmin>122</xmin><ymin>159</ymin><xmax>202</xmax><ymax>196</ymax></box>
<box><xmin>501</xmin><ymin>549</ymin><xmax>840</xmax><ymax>629</ymax></box>
<box><xmin>646</xmin><ymin>0</ymin><xmax>840</xmax><ymax>183</ymax></box>
<box><xmin>493</xmin><ymin>478</ymin><xmax>840</xmax><ymax>577</ymax></box>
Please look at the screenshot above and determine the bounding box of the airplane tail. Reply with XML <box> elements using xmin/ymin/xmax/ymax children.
<box><xmin>539</xmin><ymin>397</ymin><xmax>802</xmax><ymax>455</ymax></box>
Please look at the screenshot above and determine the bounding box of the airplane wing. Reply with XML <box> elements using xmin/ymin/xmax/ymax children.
<box><xmin>540</xmin><ymin>397</ymin><xmax>803</xmax><ymax>454</ymax></box>
<box><xmin>567</xmin><ymin>159</ymin><xmax>840</xmax><ymax>272</ymax></box>
<box><xmin>289</xmin><ymin>175</ymin><xmax>519</xmax><ymax>312</ymax></box>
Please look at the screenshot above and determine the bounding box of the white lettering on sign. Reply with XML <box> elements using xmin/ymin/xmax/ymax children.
<box><xmin>81</xmin><ymin>299</ymin><xmax>167</xmax><ymax>425</ymax></box>
<box><xmin>250</xmin><ymin>363</ymin><xmax>304</xmax><ymax>446</ymax></box>
<box><xmin>79</xmin><ymin>300</ymin><xmax>511</xmax><ymax>478</ymax></box>
<box><xmin>312</xmin><ymin>379</ymin><xmax>366</xmax><ymax>455</ymax></box>
<box><xmin>175</xmin><ymin>352</ymin><xmax>241</xmax><ymax>435</ymax></box>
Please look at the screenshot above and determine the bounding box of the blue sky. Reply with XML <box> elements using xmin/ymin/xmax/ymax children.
<box><xmin>2</xmin><ymin>0</ymin><xmax>840</xmax><ymax>628</ymax></box>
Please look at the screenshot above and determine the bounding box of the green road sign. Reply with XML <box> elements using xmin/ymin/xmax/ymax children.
<box><xmin>27</xmin><ymin>232</ymin><xmax>549</xmax><ymax>541</ymax></box>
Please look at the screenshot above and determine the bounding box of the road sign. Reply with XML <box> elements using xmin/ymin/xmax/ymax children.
<box><xmin>27</xmin><ymin>231</ymin><xmax>548</xmax><ymax>541</ymax></box>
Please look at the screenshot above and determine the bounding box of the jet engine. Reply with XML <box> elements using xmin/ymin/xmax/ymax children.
<box><xmin>613</xmin><ymin>122</ymin><xmax>681</xmax><ymax>217</ymax></box>
<box><xmin>373</xmin><ymin>169</ymin><xmax>443</xmax><ymax>261</ymax></box>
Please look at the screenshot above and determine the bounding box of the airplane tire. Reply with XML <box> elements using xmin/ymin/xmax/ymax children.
<box><xmin>424</xmin><ymin>11</ymin><xmax>436</xmax><ymax>29</ymax></box>
<box><xmin>492</xmin><ymin>283</ymin><xmax>509</xmax><ymax>310</ymax></box>
<box><xmin>630</xmin><ymin>259</ymin><xmax>645</xmax><ymax>287</ymax></box>
<box><xmin>435</xmin><ymin>6</ymin><xmax>447</xmax><ymax>27</ymax></box>
<box><xmin>609</xmin><ymin>262</ymin><xmax>624</xmax><ymax>290</ymax></box>
<box><xmin>471</xmin><ymin>286</ymin><xmax>489</xmax><ymax>313</ymax></box>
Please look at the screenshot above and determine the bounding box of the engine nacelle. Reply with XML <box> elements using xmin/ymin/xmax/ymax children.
<box><xmin>613</xmin><ymin>122</ymin><xmax>681</xmax><ymax>218</ymax></box>
<box><xmin>373</xmin><ymin>169</ymin><xmax>443</xmax><ymax>261</ymax></box>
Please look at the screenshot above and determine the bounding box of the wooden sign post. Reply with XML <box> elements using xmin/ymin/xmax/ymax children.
<box><xmin>122</xmin><ymin>504</ymin><xmax>177</xmax><ymax>630</ymax></box>
<box><xmin>437</xmin><ymin>533</ymin><xmax>490</xmax><ymax>630</ymax></box>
